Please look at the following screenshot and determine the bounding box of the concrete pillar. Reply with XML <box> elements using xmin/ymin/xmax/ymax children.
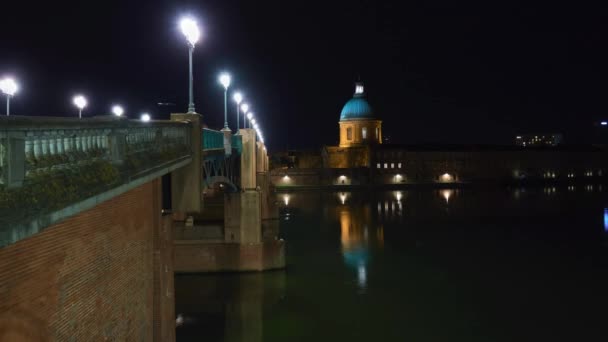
<box><xmin>171</xmin><ymin>113</ymin><xmax>203</xmax><ymax>214</ymax></box>
<box><xmin>221</xmin><ymin>127</ymin><xmax>232</xmax><ymax>156</ymax></box>
<box><xmin>224</xmin><ymin>190</ymin><xmax>262</xmax><ymax>244</ymax></box>
<box><xmin>239</xmin><ymin>129</ymin><xmax>257</xmax><ymax>190</ymax></box>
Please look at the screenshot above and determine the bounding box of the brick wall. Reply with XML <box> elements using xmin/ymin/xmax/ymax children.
<box><xmin>0</xmin><ymin>178</ymin><xmax>173</xmax><ymax>341</ymax></box>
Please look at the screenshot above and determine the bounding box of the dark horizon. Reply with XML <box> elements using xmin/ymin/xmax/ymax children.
<box><xmin>1</xmin><ymin>0</ymin><xmax>607</xmax><ymax>150</ymax></box>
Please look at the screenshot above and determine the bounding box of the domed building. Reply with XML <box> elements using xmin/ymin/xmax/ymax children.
<box><xmin>338</xmin><ymin>82</ymin><xmax>382</xmax><ymax>147</ymax></box>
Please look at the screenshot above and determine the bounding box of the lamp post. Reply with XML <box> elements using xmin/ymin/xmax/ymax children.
<box><xmin>0</xmin><ymin>78</ymin><xmax>18</xmax><ymax>116</ymax></box>
<box><xmin>180</xmin><ymin>17</ymin><xmax>200</xmax><ymax>114</ymax></box>
<box><xmin>246</xmin><ymin>112</ymin><xmax>253</xmax><ymax>129</ymax></box>
<box><xmin>219</xmin><ymin>72</ymin><xmax>231</xmax><ymax>130</ymax></box>
<box><xmin>73</xmin><ymin>95</ymin><xmax>87</xmax><ymax>119</ymax></box>
<box><xmin>241</xmin><ymin>103</ymin><xmax>250</xmax><ymax>128</ymax></box>
<box><xmin>233</xmin><ymin>92</ymin><xmax>243</xmax><ymax>131</ymax></box>
<box><xmin>112</xmin><ymin>105</ymin><xmax>124</xmax><ymax>117</ymax></box>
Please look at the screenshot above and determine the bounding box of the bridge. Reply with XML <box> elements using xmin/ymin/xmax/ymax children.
<box><xmin>0</xmin><ymin>113</ymin><xmax>281</xmax><ymax>341</ymax></box>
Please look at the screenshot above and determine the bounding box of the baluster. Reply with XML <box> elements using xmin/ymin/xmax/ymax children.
<box><xmin>75</xmin><ymin>135</ymin><xmax>82</xmax><ymax>152</ymax></box>
<box><xmin>40</xmin><ymin>137</ymin><xmax>48</xmax><ymax>156</ymax></box>
<box><xmin>56</xmin><ymin>135</ymin><xmax>64</xmax><ymax>155</ymax></box>
<box><xmin>33</xmin><ymin>138</ymin><xmax>41</xmax><ymax>158</ymax></box>
<box><xmin>49</xmin><ymin>135</ymin><xmax>57</xmax><ymax>155</ymax></box>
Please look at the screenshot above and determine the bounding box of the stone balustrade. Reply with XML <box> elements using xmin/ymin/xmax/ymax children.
<box><xmin>0</xmin><ymin>116</ymin><xmax>193</xmax><ymax>241</ymax></box>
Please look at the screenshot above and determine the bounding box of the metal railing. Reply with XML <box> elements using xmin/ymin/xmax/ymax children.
<box><xmin>202</xmin><ymin>128</ymin><xmax>224</xmax><ymax>150</ymax></box>
<box><xmin>0</xmin><ymin>116</ymin><xmax>192</xmax><ymax>240</ymax></box>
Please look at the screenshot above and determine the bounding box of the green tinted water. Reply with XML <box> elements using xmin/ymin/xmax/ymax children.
<box><xmin>176</xmin><ymin>187</ymin><xmax>608</xmax><ymax>341</ymax></box>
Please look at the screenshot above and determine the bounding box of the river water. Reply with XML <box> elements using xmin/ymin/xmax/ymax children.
<box><xmin>176</xmin><ymin>186</ymin><xmax>608</xmax><ymax>341</ymax></box>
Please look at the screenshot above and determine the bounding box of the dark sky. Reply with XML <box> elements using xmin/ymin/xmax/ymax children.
<box><xmin>1</xmin><ymin>0</ymin><xmax>607</xmax><ymax>150</ymax></box>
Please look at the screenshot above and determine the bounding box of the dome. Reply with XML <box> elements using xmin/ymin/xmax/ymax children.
<box><xmin>339</xmin><ymin>82</ymin><xmax>374</xmax><ymax>121</ymax></box>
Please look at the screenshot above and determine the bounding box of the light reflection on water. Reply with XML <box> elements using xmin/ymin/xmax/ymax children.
<box><xmin>177</xmin><ymin>186</ymin><xmax>608</xmax><ymax>342</ymax></box>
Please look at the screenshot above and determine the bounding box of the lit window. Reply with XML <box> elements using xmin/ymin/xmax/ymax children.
<box><xmin>355</xmin><ymin>84</ymin><xmax>364</xmax><ymax>94</ymax></box>
<box><xmin>376</xmin><ymin>127</ymin><xmax>379</xmax><ymax>139</ymax></box>
<box><xmin>398</xmin><ymin>163</ymin><xmax>402</xmax><ymax>168</ymax></box>
<box><xmin>384</xmin><ymin>163</ymin><xmax>388</xmax><ymax>169</ymax></box>
<box><xmin>347</xmin><ymin>127</ymin><xmax>352</xmax><ymax>140</ymax></box>
<box><xmin>377</xmin><ymin>163</ymin><xmax>381</xmax><ymax>169</ymax></box>
<box><xmin>391</xmin><ymin>163</ymin><xmax>394</xmax><ymax>168</ymax></box>
<box><xmin>362</xmin><ymin>127</ymin><xmax>367</xmax><ymax>139</ymax></box>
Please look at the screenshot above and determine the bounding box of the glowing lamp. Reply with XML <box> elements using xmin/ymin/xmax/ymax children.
<box><xmin>0</xmin><ymin>78</ymin><xmax>18</xmax><ymax>96</ymax></box>
<box><xmin>141</xmin><ymin>113</ymin><xmax>151</xmax><ymax>122</ymax></box>
<box><xmin>219</xmin><ymin>73</ymin><xmax>231</xmax><ymax>90</ymax></box>
<box><xmin>112</xmin><ymin>105</ymin><xmax>124</xmax><ymax>117</ymax></box>
<box><xmin>180</xmin><ymin>18</ymin><xmax>200</xmax><ymax>46</ymax></box>
<box><xmin>233</xmin><ymin>92</ymin><xmax>243</xmax><ymax>104</ymax></box>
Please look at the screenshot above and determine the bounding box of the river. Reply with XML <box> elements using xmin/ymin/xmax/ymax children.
<box><xmin>176</xmin><ymin>186</ymin><xmax>608</xmax><ymax>341</ymax></box>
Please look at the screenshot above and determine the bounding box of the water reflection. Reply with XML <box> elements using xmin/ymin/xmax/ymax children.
<box><xmin>338</xmin><ymin>199</ymin><xmax>384</xmax><ymax>292</ymax></box>
<box><xmin>440</xmin><ymin>189</ymin><xmax>454</xmax><ymax>204</ymax></box>
<box><xmin>175</xmin><ymin>272</ymin><xmax>286</xmax><ymax>342</ymax></box>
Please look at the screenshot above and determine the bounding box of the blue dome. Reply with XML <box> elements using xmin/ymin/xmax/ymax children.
<box><xmin>340</xmin><ymin>97</ymin><xmax>374</xmax><ymax>121</ymax></box>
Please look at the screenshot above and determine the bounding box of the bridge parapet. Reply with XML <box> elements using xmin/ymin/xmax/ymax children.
<box><xmin>0</xmin><ymin>116</ymin><xmax>193</xmax><ymax>246</ymax></box>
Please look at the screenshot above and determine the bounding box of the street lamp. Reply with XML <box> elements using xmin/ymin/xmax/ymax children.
<box><xmin>180</xmin><ymin>17</ymin><xmax>201</xmax><ymax>114</ymax></box>
<box><xmin>73</xmin><ymin>95</ymin><xmax>87</xmax><ymax>119</ymax></box>
<box><xmin>233</xmin><ymin>92</ymin><xmax>243</xmax><ymax>131</ymax></box>
<box><xmin>141</xmin><ymin>113</ymin><xmax>151</xmax><ymax>122</ymax></box>
<box><xmin>219</xmin><ymin>72</ymin><xmax>231</xmax><ymax>130</ymax></box>
<box><xmin>241</xmin><ymin>103</ymin><xmax>250</xmax><ymax>128</ymax></box>
<box><xmin>246</xmin><ymin>112</ymin><xmax>253</xmax><ymax>129</ymax></box>
<box><xmin>0</xmin><ymin>78</ymin><xmax>18</xmax><ymax>116</ymax></box>
<box><xmin>251</xmin><ymin>118</ymin><xmax>257</xmax><ymax>126</ymax></box>
<box><xmin>112</xmin><ymin>105</ymin><xmax>124</xmax><ymax>117</ymax></box>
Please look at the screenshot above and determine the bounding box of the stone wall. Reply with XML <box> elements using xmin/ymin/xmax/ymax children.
<box><xmin>174</xmin><ymin>240</ymin><xmax>286</xmax><ymax>273</ymax></box>
<box><xmin>0</xmin><ymin>179</ymin><xmax>174</xmax><ymax>341</ymax></box>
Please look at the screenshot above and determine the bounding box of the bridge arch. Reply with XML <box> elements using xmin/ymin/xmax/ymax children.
<box><xmin>204</xmin><ymin>176</ymin><xmax>238</xmax><ymax>193</ymax></box>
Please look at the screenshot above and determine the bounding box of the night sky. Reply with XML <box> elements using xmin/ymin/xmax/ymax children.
<box><xmin>1</xmin><ymin>0</ymin><xmax>607</xmax><ymax>150</ymax></box>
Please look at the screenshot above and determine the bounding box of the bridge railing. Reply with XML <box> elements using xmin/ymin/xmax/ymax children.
<box><xmin>232</xmin><ymin>134</ymin><xmax>242</xmax><ymax>155</ymax></box>
<box><xmin>0</xmin><ymin>116</ymin><xmax>192</xmax><ymax>244</ymax></box>
<box><xmin>202</xmin><ymin>128</ymin><xmax>224</xmax><ymax>150</ymax></box>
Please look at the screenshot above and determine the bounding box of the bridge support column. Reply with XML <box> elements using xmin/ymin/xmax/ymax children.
<box><xmin>224</xmin><ymin>190</ymin><xmax>262</xmax><ymax>244</ymax></box>
<box><xmin>171</xmin><ymin>113</ymin><xmax>203</xmax><ymax>214</ymax></box>
<box><xmin>221</xmin><ymin>127</ymin><xmax>232</xmax><ymax>156</ymax></box>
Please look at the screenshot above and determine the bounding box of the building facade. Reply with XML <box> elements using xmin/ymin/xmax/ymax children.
<box><xmin>270</xmin><ymin>82</ymin><xmax>608</xmax><ymax>187</ymax></box>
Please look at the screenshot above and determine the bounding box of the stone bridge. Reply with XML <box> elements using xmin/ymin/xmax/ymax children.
<box><xmin>0</xmin><ymin>113</ymin><xmax>280</xmax><ymax>341</ymax></box>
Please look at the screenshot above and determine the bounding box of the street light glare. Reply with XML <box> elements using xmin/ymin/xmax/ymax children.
<box><xmin>233</xmin><ymin>92</ymin><xmax>243</xmax><ymax>104</ymax></box>
<box><xmin>251</xmin><ymin>118</ymin><xmax>257</xmax><ymax>125</ymax></box>
<box><xmin>247</xmin><ymin>112</ymin><xmax>253</xmax><ymax>120</ymax></box>
<box><xmin>219</xmin><ymin>73</ymin><xmax>231</xmax><ymax>89</ymax></box>
<box><xmin>141</xmin><ymin>113</ymin><xmax>151</xmax><ymax>122</ymax></box>
<box><xmin>112</xmin><ymin>105</ymin><xmax>124</xmax><ymax>117</ymax></box>
<box><xmin>241</xmin><ymin>103</ymin><xmax>249</xmax><ymax>113</ymax></box>
<box><xmin>73</xmin><ymin>95</ymin><xmax>87</xmax><ymax>109</ymax></box>
<box><xmin>180</xmin><ymin>18</ymin><xmax>200</xmax><ymax>46</ymax></box>
<box><xmin>0</xmin><ymin>78</ymin><xmax>18</xmax><ymax>96</ymax></box>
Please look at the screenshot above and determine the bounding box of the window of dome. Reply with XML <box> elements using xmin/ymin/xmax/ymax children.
<box><xmin>362</xmin><ymin>127</ymin><xmax>367</xmax><ymax>139</ymax></box>
<box><xmin>347</xmin><ymin>127</ymin><xmax>352</xmax><ymax>140</ymax></box>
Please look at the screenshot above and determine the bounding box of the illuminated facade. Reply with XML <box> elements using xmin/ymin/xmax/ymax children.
<box><xmin>270</xmin><ymin>82</ymin><xmax>608</xmax><ymax>187</ymax></box>
<box><xmin>338</xmin><ymin>82</ymin><xmax>382</xmax><ymax>147</ymax></box>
